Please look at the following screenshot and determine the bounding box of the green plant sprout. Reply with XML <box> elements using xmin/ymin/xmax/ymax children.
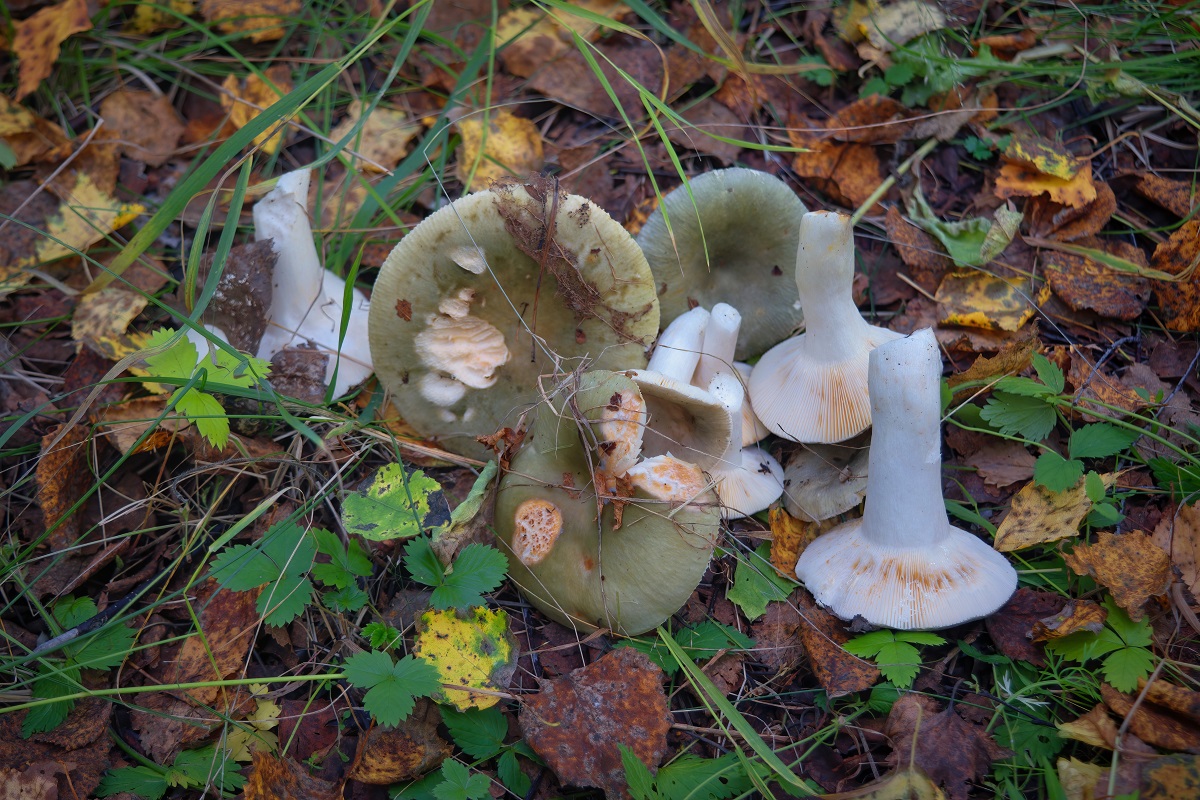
<box><xmin>96</xmin><ymin>745</ymin><xmax>244</xmax><ymax>799</ymax></box>
<box><xmin>843</xmin><ymin>630</ymin><xmax>947</xmax><ymax>688</ymax></box>
<box><xmin>342</xmin><ymin>649</ymin><xmax>441</xmax><ymax>728</ymax></box>
<box><xmin>402</xmin><ymin>537</ymin><xmax>507</xmax><ymax>612</ymax></box>
<box><xmin>1043</xmin><ymin>597</ymin><xmax>1156</xmax><ymax>692</ymax></box>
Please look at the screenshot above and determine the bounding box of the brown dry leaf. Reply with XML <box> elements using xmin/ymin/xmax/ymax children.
<box><xmin>996</xmin><ymin>158</ymin><xmax>1097</xmax><ymax>208</ymax></box>
<box><xmin>1044</xmin><ymin>239</ymin><xmax>1150</xmax><ymax>320</ymax></box>
<box><xmin>200</xmin><ymin>0</ymin><xmax>301</xmax><ymax>43</ymax></box>
<box><xmin>1151</xmin><ymin>219</ymin><xmax>1200</xmax><ymax>331</ymax></box>
<box><xmin>330</xmin><ymin>101</ymin><xmax>420</xmax><ymax>172</ymax></box>
<box><xmin>35</xmin><ymin>424</ymin><xmax>91</xmax><ymax>548</ymax></box>
<box><xmin>795</xmin><ymin>589</ymin><xmax>881</xmax><ymax>696</ymax></box>
<box><xmin>1102</xmin><ymin>683</ymin><xmax>1200</xmax><ymax>753</ymax></box>
<box><xmin>455</xmin><ymin>109</ymin><xmax>545</xmax><ymax>191</ymax></box>
<box><xmin>348</xmin><ymin>699</ymin><xmax>451</xmax><ymax>784</ymax></box>
<box><xmin>1058</xmin><ymin>704</ymin><xmax>1121</xmax><ymax>749</ymax></box>
<box><xmin>946</xmin><ymin>333</ymin><xmax>1040</xmax><ymax>389</ymax></box>
<box><xmin>985</xmin><ymin>588</ymin><xmax>1067</xmax><ymax>665</ymax></box>
<box><xmin>244</xmin><ymin>751</ymin><xmax>341</xmax><ymax>800</ymax></box>
<box><xmin>1152</xmin><ymin>503</ymin><xmax>1200</xmax><ymax>596</ymax></box>
<box><xmin>496</xmin><ymin>0</ymin><xmax>630</xmax><ymax>78</ymax></box>
<box><xmin>790</xmin><ymin>130</ymin><xmax>885</xmax><ymax>210</ymax></box>
<box><xmin>0</xmin><ymin>714</ymin><xmax>111</xmax><ymax>800</ymax></box>
<box><xmin>12</xmin><ymin>0</ymin><xmax>92</xmax><ymax>100</ymax></box>
<box><xmin>1140</xmin><ymin>756</ymin><xmax>1200</xmax><ymax>800</ymax></box>
<box><xmin>975</xmin><ymin>29</ymin><xmax>1038</xmax><ymax>59</ymax></box>
<box><xmin>965</xmin><ymin>440</ymin><xmax>1037</xmax><ymax>488</ymax></box>
<box><xmin>97</xmin><ymin>396</ymin><xmax>190</xmax><ymax>455</ymax></box>
<box><xmin>750</xmin><ymin>593</ymin><xmax>807</xmax><ymax>672</ymax></box>
<box><xmin>827</xmin><ymin>94</ymin><xmax>911</xmax><ymax>144</ymax></box>
<box><xmin>885</xmin><ymin>694</ymin><xmax>1011</xmax><ymax>800</ymax></box>
<box><xmin>769</xmin><ymin>507</ymin><xmax>818</xmax><ymax>577</ymax></box>
<box><xmin>1134</xmin><ymin>172</ymin><xmax>1200</xmax><ymax>218</ymax></box>
<box><xmin>0</xmin><ymin>95</ymin><xmax>71</xmax><ymax>166</ymax></box>
<box><xmin>529</xmin><ymin>38</ymin><xmax>664</xmax><ymax>121</ymax></box>
<box><xmin>993</xmin><ymin>474</ymin><xmax>1116</xmax><ymax>552</ymax></box>
<box><xmin>935</xmin><ymin>272</ymin><xmax>1048</xmax><ymax>332</ymax></box>
<box><xmin>1031</xmin><ymin>599</ymin><xmax>1107</xmax><ymax>642</ymax></box>
<box><xmin>662</xmin><ymin>97</ymin><xmax>750</xmax><ymax>164</ymax></box>
<box><xmin>1143</xmin><ymin>678</ymin><xmax>1200</xmax><ymax>720</ymax></box>
<box><xmin>220</xmin><ymin>65</ymin><xmax>294</xmax><ymax>154</ymax></box>
<box><xmin>98</xmin><ymin>89</ymin><xmax>185</xmax><ymax>166</ymax></box>
<box><xmin>1026</xmin><ymin>182</ymin><xmax>1116</xmax><ymax>241</ymax></box>
<box><xmin>123</xmin><ymin>0</ymin><xmax>196</xmax><ymax>35</ymax></box>
<box><xmin>163</xmin><ymin>578</ymin><xmax>260</xmax><ymax>705</ymax></box>
<box><xmin>885</xmin><ymin>205</ymin><xmax>952</xmax><ymax>291</ymax></box>
<box><xmin>1068</xmin><ymin>351</ymin><xmax>1147</xmax><ymax>420</ymax></box>
<box><xmin>520</xmin><ymin>647</ymin><xmax>671</xmax><ymax>797</ymax></box>
<box><xmin>1063</xmin><ymin>531</ymin><xmax>1170</xmax><ymax>619</ymax></box>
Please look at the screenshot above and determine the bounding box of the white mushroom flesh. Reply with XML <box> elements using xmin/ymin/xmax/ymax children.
<box><xmin>416</xmin><ymin>288</ymin><xmax>511</xmax><ymax>390</ymax></box>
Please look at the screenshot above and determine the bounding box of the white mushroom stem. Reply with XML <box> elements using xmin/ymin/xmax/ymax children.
<box><xmin>693</xmin><ymin>303</ymin><xmax>740</xmax><ymax>389</ymax></box>
<box><xmin>254</xmin><ymin>168</ymin><xmax>373</xmax><ymax>397</ymax></box>
<box><xmin>794</xmin><ymin>328</ymin><xmax>1017</xmax><ymax>629</ymax></box>
<box><xmin>648</xmin><ymin>306</ymin><xmax>709</xmax><ymax>382</ymax></box>
<box><xmin>794</xmin><ymin>211</ymin><xmax>880</xmax><ymax>361</ymax></box>
<box><xmin>734</xmin><ymin>362</ymin><xmax>770</xmax><ymax>445</ymax></box>
<box><xmin>706</xmin><ymin>373</ymin><xmax>784</xmax><ymax>519</ymax></box>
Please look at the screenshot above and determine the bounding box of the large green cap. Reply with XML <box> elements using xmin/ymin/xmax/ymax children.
<box><xmin>369</xmin><ymin>179</ymin><xmax>660</xmax><ymax>459</ymax></box>
<box><xmin>636</xmin><ymin>168</ymin><xmax>807</xmax><ymax>360</ymax></box>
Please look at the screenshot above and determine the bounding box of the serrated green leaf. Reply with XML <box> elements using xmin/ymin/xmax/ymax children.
<box><xmin>311</xmin><ymin>529</ymin><xmax>372</xmax><ymax>589</ymax></box>
<box><xmin>257</xmin><ymin>572</ymin><xmax>315</xmax><ymax>626</ymax></box>
<box><xmin>1102</xmin><ymin>647</ymin><xmax>1156</xmax><ymax>692</ymax></box>
<box><xmin>433</xmin><ymin>759</ymin><xmax>490</xmax><ymax>800</ymax></box>
<box><xmin>174</xmin><ymin>387</ymin><xmax>229</xmax><ymax>449</ymax></box>
<box><xmin>497</xmin><ymin>750</ymin><xmax>531</xmax><ymax>797</ymax></box>
<box><xmin>68</xmin><ymin>619</ymin><xmax>137</xmax><ymax>671</ymax></box>
<box><xmin>1085</xmin><ymin>471</ymin><xmax>1107</xmax><ymax>502</ymax></box>
<box><xmin>323</xmin><ymin>585</ymin><xmax>369</xmax><ymax>612</ymax></box>
<box><xmin>343</xmin><ymin>464</ymin><xmax>446</xmax><ymax>541</ymax></box>
<box><xmin>1069</xmin><ymin>423</ymin><xmax>1140</xmax><ymax>460</ymax></box>
<box><xmin>1104</xmin><ymin>597</ymin><xmax>1152</xmax><ymax>647</ymax></box>
<box><xmin>430</xmin><ymin>544</ymin><xmax>508</xmax><ymax>611</ymax></box>
<box><xmin>96</xmin><ymin>766</ymin><xmax>169</xmax><ymax>800</ymax></box>
<box><xmin>621</xmin><ymin>743</ymin><xmax>659</xmax><ymax>800</ymax></box>
<box><xmin>403</xmin><ymin>536</ymin><xmax>444</xmax><ymax>587</ymax></box>
<box><xmin>143</xmin><ymin>329</ymin><xmax>198</xmax><ymax>381</ymax></box>
<box><xmin>21</xmin><ymin>663</ymin><xmax>81</xmax><ymax>737</ymax></box>
<box><xmin>362</xmin><ymin>621</ymin><xmax>402</xmax><ymax>650</ymax></box>
<box><xmin>726</xmin><ymin>543</ymin><xmax>793</xmax><ymax>621</ymax></box>
<box><xmin>867</xmin><ymin>683</ymin><xmax>901</xmax><ymax>714</ymax></box>
<box><xmin>1034</xmin><ymin>452</ymin><xmax>1085</xmax><ymax>493</ymax></box>
<box><xmin>173</xmin><ymin>746</ymin><xmax>244</xmax><ymax>793</ymax></box>
<box><xmin>980</xmin><ymin>392</ymin><xmax>1057</xmax><ymax>441</ymax></box>
<box><xmin>842</xmin><ymin>630</ymin><xmax>895</xmax><ymax>658</ymax></box>
<box><xmin>994</xmin><ymin>716</ymin><xmax>1063</xmax><ymax>762</ymax></box>
<box><xmin>210</xmin><ymin>347</ymin><xmax>271</xmax><ymax>388</ymax></box>
<box><xmin>994</xmin><ymin>376</ymin><xmax>1056</xmax><ymax>397</ymax></box>
<box><xmin>655</xmin><ymin>753</ymin><xmax>759</xmax><ymax>800</ymax></box>
<box><xmin>441</xmin><ymin>705</ymin><xmax>508</xmax><ymax>760</ymax></box>
<box><xmin>874</xmin><ymin>640</ymin><xmax>922</xmax><ymax>687</ymax></box>
<box><xmin>1033</xmin><ymin>353</ymin><xmax>1066</xmax><ymax>394</ymax></box>
<box><xmin>896</xmin><ymin>631</ymin><xmax>946</xmax><ymax>647</ymax></box>
<box><xmin>210</xmin><ymin>543</ymin><xmax>281</xmax><ymax>591</ymax></box>
<box><xmin>1087</xmin><ymin>502</ymin><xmax>1125</xmax><ymax>528</ymax></box>
<box><xmin>343</xmin><ymin>651</ymin><xmax>441</xmax><ymax>727</ymax></box>
<box><xmin>393</xmin><ymin>770</ymin><xmax>443</xmax><ymax>800</ymax></box>
<box><xmin>53</xmin><ymin>596</ymin><xmax>97</xmax><ymax>629</ymax></box>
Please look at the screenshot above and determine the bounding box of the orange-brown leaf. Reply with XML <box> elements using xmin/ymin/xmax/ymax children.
<box><xmin>13</xmin><ymin>0</ymin><xmax>92</xmax><ymax>100</ymax></box>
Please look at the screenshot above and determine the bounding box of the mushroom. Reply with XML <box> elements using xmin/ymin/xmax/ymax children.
<box><xmin>369</xmin><ymin>179</ymin><xmax>659</xmax><ymax>458</ymax></box>
<box><xmin>254</xmin><ymin>168</ymin><xmax>373</xmax><ymax>397</ymax></box>
<box><xmin>691</xmin><ymin>303</ymin><xmax>769</xmax><ymax>446</ymax></box>
<box><xmin>705</xmin><ymin>373</ymin><xmax>784</xmax><ymax>519</ymax></box>
<box><xmin>636</xmin><ymin>168</ymin><xmax>807</xmax><ymax>360</ymax></box>
<box><xmin>781</xmin><ymin>434</ymin><xmax>870</xmax><ymax>522</ymax></box>
<box><xmin>496</xmin><ymin>370</ymin><xmax>722</xmax><ymax>636</ymax></box>
<box><xmin>794</xmin><ymin>328</ymin><xmax>1017</xmax><ymax>630</ymax></box>
<box><xmin>749</xmin><ymin>210</ymin><xmax>901</xmax><ymax>444</ymax></box>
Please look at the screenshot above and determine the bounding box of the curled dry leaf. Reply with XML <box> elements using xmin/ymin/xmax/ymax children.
<box><xmin>1133</xmin><ymin>172</ymin><xmax>1200</xmax><ymax>218</ymax></box>
<box><xmin>1031</xmin><ymin>599</ymin><xmax>1107</xmax><ymax>642</ymax></box>
<box><xmin>245</xmin><ymin>751</ymin><xmax>341</xmax><ymax>800</ymax></box>
<box><xmin>945</xmin><ymin>334</ymin><xmax>1039</xmax><ymax>389</ymax></box>
<box><xmin>995</xmin><ymin>135</ymin><xmax>1096</xmax><ymax>208</ymax></box>
<box><xmin>1026</xmin><ymin>181</ymin><xmax>1116</xmax><ymax>242</ymax></box>
<box><xmin>1063</xmin><ymin>531</ymin><xmax>1170</xmax><ymax>619</ymax></box>
<box><xmin>35</xmin><ymin>423</ymin><xmax>91</xmax><ymax>549</ymax></box>
<box><xmin>520</xmin><ymin>647</ymin><xmax>671</xmax><ymax>798</ymax></box>
<box><xmin>1101</xmin><ymin>683</ymin><xmax>1200</xmax><ymax>754</ymax></box>
<box><xmin>1067</xmin><ymin>350</ymin><xmax>1148</xmax><ymax>420</ymax></box>
<box><xmin>795</xmin><ymin>589</ymin><xmax>881</xmax><ymax>696</ymax></box>
<box><xmin>885</xmin><ymin>205</ymin><xmax>952</xmax><ymax>292</ymax></box>
<box><xmin>0</xmin><ymin>95</ymin><xmax>71</xmax><ymax>166</ymax></box>
<box><xmin>330</xmin><ymin>101</ymin><xmax>420</xmax><ymax>173</ymax></box>
<box><xmin>789</xmin><ymin>115</ymin><xmax>886</xmax><ymax>210</ymax></box>
<box><xmin>769</xmin><ymin>507</ymin><xmax>819</xmax><ymax>577</ymax></box>
<box><xmin>1152</xmin><ymin>503</ymin><xmax>1200</xmax><ymax>596</ymax></box>
<box><xmin>220</xmin><ymin>65</ymin><xmax>294</xmax><ymax>155</ymax></box>
<box><xmin>984</xmin><ymin>587</ymin><xmax>1068</xmax><ymax>666</ymax></box>
<box><xmin>348</xmin><ymin>699</ymin><xmax>452</xmax><ymax>785</ymax></box>
<box><xmin>993</xmin><ymin>474</ymin><xmax>1116</xmax><ymax>552</ymax></box>
<box><xmin>964</xmin><ymin>439</ymin><xmax>1037</xmax><ymax>488</ymax></box>
<box><xmin>750</xmin><ymin>591</ymin><xmax>807</xmax><ymax>673</ymax></box>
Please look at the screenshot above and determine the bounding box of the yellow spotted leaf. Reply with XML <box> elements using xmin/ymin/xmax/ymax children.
<box><xmin>495</xmin><ymin>0</ymin><xmax>630</xmax><ymax>77</ymax></box>
<box><xmin>330</xmin><ymin>101</ymin><xmax>420</xmax><ymax>173</ymax></box>
<box><xmin>227</xmin><ymin>685</ymin><xmax>281</xmax><ymax>761</ymax></box>
<box><xmin>12</xmin><ymin>0</ymin><xmax>93</xmax><ymax>100</ymax></box>
<box><xmin>1003</xmin><ymin>135</ymin><xmax>1082</xmax><ymax>180</ymax></box>
<box><xmin>220</xmin><ymin>66</ymin><xmax>293</xmax><ymax>154</ymax></box>
<box><xmin>71</xmin><ymin>288</ymin><xmax>147</xmax><ymax>360</ymax></box>
<box><xmin>993</xmin><ymin>473</ymin><xmax>1117</xmax><ymax>552</ymax></box>
<box><xmin>413</xmin><ymin>607</ymin><xmax>516</xmax><ymax>711</ymax></box>
<box><xmin>455</xmin><ymin>109</ymin><xmax>545</xmax><ymax>192</ymax></box>
<box><xmin>199</xmin><ymin>0</ymin><xmax>300</xmax><ymax>43</ymax></box>
<box><xmin>36</xmin><ymin>174</ymin><xmax>145</xmax><ymax>265</ymax></box>
<box><xmin>935</xmin><ymin>272</ymin><xmax>1050</xmax><ymax>332</ymax></box>
<box><xmin>996</xmin><ymin>158</ymin><xmax>1097</xmax><ymax>209</ymax></box>
<box><xmin>123</xmin><ymin>0</ymin><xmax>195</xmax><ymax>35</ymax></box>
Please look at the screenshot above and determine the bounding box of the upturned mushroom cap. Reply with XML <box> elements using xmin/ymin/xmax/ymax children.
<box><xmin>705</xmin><ymin>372</ymin><xmax>783</xmax><ymax>519</ymax></box>
<box><xmin>628</xmin><ymin>370</ymin><xmax>732</xmax><ymax>472</ymax></box>
<box><xmin>794</xmin><ymin>329</ymin><xmax>1017</xmax><ymax>630</ymax></box>
<box><xmin>496</xmin><ymin>370</ymin><xmax>721</xmax><ymax>636</ymax></box>
<box><xmin>369</xmin><ymin>180</ymin><xmax>659</xmax><ymax>458</ymax></box>
<box><xmin>636</xmin><ymin>169</ymin><xmax>807</xmax><ymax>360</ymax></box>
<box><xmin>781</xmin><ymin>434</ymin><xmax>870</xmax><ymax>522</ymax></box>
<box><xmin>748</xmin><ymin>210</ymin><xmax>901</xmax><ymax>444</ymax></box>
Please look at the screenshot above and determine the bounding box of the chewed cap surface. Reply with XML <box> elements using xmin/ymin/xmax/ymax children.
<box><xmin>512</xmin><ymin>498</ymin><xmax>564</xmax><ymax>566</ymax></box>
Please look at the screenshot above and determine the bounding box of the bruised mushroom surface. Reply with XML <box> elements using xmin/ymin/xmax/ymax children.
<box><xmin>370</xmin><ymin>178</ymin><xmax>659</xmax><ymax>458</ymax></box>
<box><xmin>794</xmin><ymin>328</ymin><xmax>1017</xmax><ymax>630</ymax></box>
<box><xmin>495</xmin><ymin>371</ymin><xmax>721</xmax><ymax>636</ymax></box>
<box><xmin>636</xmin><ymin>168</ymin><xmax>807</xmax><ymax>360</ymax></box>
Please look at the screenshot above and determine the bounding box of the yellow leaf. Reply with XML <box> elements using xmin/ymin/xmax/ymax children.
<box><xmin>495</xmin><ymin>0</ymin><xmax>630</xmax><ymax>77</ymax></box>
<box><xmin>227</xmin><ymin>685</ymin><xmax>281</xmax><ymax>762</ymax></box>
<box><xmin>199</xmin><ymin>0</ymin><xmax>300</xmax><ymax>43</ymax></box>
<box><xmin>1003</xmin><ymin>135</ymin><xmax>1082</xmax><ymax>180</ymax></box>
<box><xmin>34</xmin><ymin>174</ymin><xmax>145</xmax><ymax>265</ymax></box>
<box><xmin>935</xmin><ymin>272</ymin><xmax>1050</xmax><ymax>332</ymax></box>
<box><xmin>993</xmin><ymin>473</ymin><xmax>1117</xmax><ymax>552</ymax></box>
<box><xmin>455</xmin><ymin>109</ymin><xmax>545</xmax><ymax>192</ymax></box>
<box><xmin>12</xmin><ymin>0</ymin><xmax>93</xmax><ymax>100</ymax></box>
<box><xmin>220</xmin><ymin>66</ymin><xmax>294</xmax><ymax>155</ymax></box>
<box><xmin>996</xmin><ymin>158</ymin><xmax>1097</xmax><ymax>208</ymax></box>
<box><xmin>72</xmin><ymin>287</ymin><xmax>147</xmax><ymax>360</ymax></box>
<box><xmin>123</xmin><ymin>0</ymin><xmax>195</xmax><ymax>35</ymax></box>
<box><xmin>413</xmin><ymin>607</ymin><xmax>516</xmax><ymax>711</ymax></box>
<box><xmin>1056</xmin><ymin>758</ymin><xmax>1106</xmax><ymax>800</ymax></box>
<box><xmin>858</xmin><ymin>0</ymin><xmax>946</xmax><ymax>52</ymax></box>
<box><xmin>330</xmin><ymin>101</ymin><xmax>420</xmax><ymax>173</ymax></box>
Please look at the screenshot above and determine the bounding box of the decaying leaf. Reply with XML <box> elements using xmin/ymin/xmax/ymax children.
<box><xmin>985</xmin><ymin>588</ymin><xmax>1068</xmax><ymax>666</ymax></box>
<box><xmin>790</xmin><ymin>117</ymin><xmax>886</xmax><ymax>210</ymax></box>
<box><xmin>1056</xmin><ymin>758</ymin><xmax>1106</xmax><ymax>800</ymax></box>
<box><xmin>857</xmin><ymin>0</ymin><xmax>946</xmax><ymax>52</ymax></box>
<box><xmin>123</xmin><ymin>0</ymin><xmax>196</xmax><ymax>35</ymax></box>
<box><xmin>1151</xmin><ymin>219</ymin><xmax>1200</xmax><ymax>332</ymax></box>
<box><xmin>347</xmin><ymin>699</ymin><xmax>451</xmax><ymax>785</ymax></box>
<box><xmin>12</xmin><ymin>0</ymin><xmax>93</xmax><ymax>100</ymax></box>
<box><xmin>1026</xmin><ymin>182</ymin><xmax>1116</xmax><ymax>242</ymax></box>
<box><xmin>1140</xmin><ymin>755</ymin><xmax>1200</xmax><ymax>800</ymax></box>
<box><xmin>1031</xmin><ymin>599</ymin><xmax>1107</xmax><ymax>642</ymax></box>
<box><xmin>0</xmin><ymin>95</ymin><xmax>71</xmax><ymax>166</ymax></box>
<box><xmin>885</xmin><ymin>205</ymin><xmax>952</xmax><ymax>291</ymax></box>
<box><xmin>965</xmin><ymin>440</ymin><xmax>1037</xmax><ymax>488</ymax></box>
<box><xmin>244</xmin><ymin>751</ymin><xmax>341</xmax><ymax>800</ymax></box>
<box><xmin>795</xmin><ymin>589</ymin><xmax>881</xmax><ymax>696</ymax></box>
<box><xmin>1044</xmin><ymin>239</ymin><xmax>1151</xmax><ymax>320</ymax></box>
<box><xmin>1102</xmin><ymin>683</ymin><xmax>1200</xmax><ymax>754</ymax></box>
<box><xmin>1057</xmin><ymin>703</ymin><xmax>1122</xmax><ymax>749</ymax></box>
<box><xmin>455</xmin><ymin>109</ymin><xmax>545</xmax><ymax>191</ymax></box>
<box><xmin>1063</xmin><ymin>531</ymin><xmax>1170</xmax><ymax>619</ymax></box>
<box><xmin>520</xmin><ymin>647</ymin><xmax>671</xmax><ymax>797</ymax></box>
<box><xmin>995</xmin><ymin>135</ymin><xmax>1096</xmax><ymax>208</ymax></box>
<box><xmin>200</xmin><ymin>0</ymin><xmax>301</xmax><ymax>43</ymax></box>
<box><xmin>935</xmin><ymin>272</ymin><xmax>1048</xmax><ymax>332</ymax></box>
<box><xmin>35</xmin><ymin>423</ymin><xmax>92</xmax><ymax>548</ymax></box>
<box><xmin>1067</xmin><ymin>350</ymin><xmax>1148</xmax><ymax>419</ymax></box>
<box><xmin>1133</xmin><ymin>172</ymin><xmax>1200</xmax><ymax>218</ymax></box>
<box><xmin>946</xmin><ymin>334</ymin><xmax>1039</xmax><ymax>389</ymax></box>
<box><xmin>884</xmin><ymin>694</ymin><xmax>1011</xmax><ymax>800</ymax></box>
<box><xmin>412</xmin><ymin>607</ymin><xmax>517</xmax><ymax>711</ymax></box>
<box><xmin>330</xmin><ymin>101</ymin><xmax>420</xmax><ymax>172</ymax></box>
<box><xmin>496</xmin><ymin>0</ymin><xmax>631</xmax><ymax>78</ymax></box>
<box><xmin>993</xmin><ymin>474</ymin><xmax>1116</xmax><ymax>552</ymax></box>
<box><xmin>750</xmin><ymin>592</ymin><xmax>807</xmax><ymax>673</ymax></box>
<box><xmin>220</xmin><ymin>65</ymin><xmax>294</xmax><ymax>154</ymax></box>
<box><xmin>769</xmin><ymin>507</ymin><xmax>819</xmax><ymax>577</ymax></box>
<box><xmin>1152</xmin><ymin>503</ymin><xmax>1200</xmax><ymax>596</ymax></box>
<box><xmin>98</xmin><ymin>88</ymin><xmax>186</xmax><ymax>166</ymax></box>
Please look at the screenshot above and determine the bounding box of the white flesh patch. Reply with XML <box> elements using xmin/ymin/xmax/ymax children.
<box><xmin>416</xmin><ymin>288</ymin><xmax>511</xmax><ymax>390</ymax></box>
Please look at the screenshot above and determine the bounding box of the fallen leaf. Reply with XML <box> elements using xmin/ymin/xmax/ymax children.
<box><xmin>1063</xmin><ymin>531</ymin><xmax>1170</xmax><ymax>619</ymax></box>
<box><xmin>123</xmin><ymin>0</ymin><xmax>196</xmax><ymax>35</ymax></box>
<box><xmin>97</xmin><ymin>396</ymin><xmax>189</xmax><ymax>454</ymax></box>
<box><xmin>965</xmin><ymin>440</ymin><xmax>1037</xmax><ymax>488</ymax></box>
<box><xmin>985</xmin><ymin>588</ymin><xmax>1067</xmax><ymax>665</ymax></box>
<box><xmin>520</xmin><ymin>647</ymin><xmax>671</xmax><ymax>797</ymax></box>
<box><xmin>885</xmin><ymin>205</ymin><xmax>952</xmax><ymax>291</ymax></box>
<box><xmin>1133</xmin><ymin>172</ymin><xmax>1200</xmax><ymax>218</ymax></box>
<box><xmin>200</xmin><ymin>0</ymin><xmax>301</xmax><ymax>43</ymax></box>
<box><xmin>795</xmin><ymin>589</ymin><xmax>881</xmax><ymax>696</ymax></box>
<box><xmin>12</xmin><ymin>0</ymin><xmax>92</xmax><ymax>100</ymax></box>
<box><xmin>975</xmin><ymin>29</ymin><xmax>1038</xmax><ymax>59</ymax></box>
<box><xmin>1031</xmin><ymin>599</ymin><xmax>1107</xmax><ymax>642</ymax></box>
<box><xmin>227</xmin><ymin>686</ymin><xmax>282</xmax><ymax>761</ymax></box>
<box><xmin>1140</xmin><ymin>755</ymin><xmax>1200</xmax><ymax>800</ymax></box>
<box><xmin>0</xmin><ymin>95</ymin><xmax>71</xmax><ymax>166</ymax></box>
<box><xmin>1067</xmin><ymin>350</ymin><xmax>1147</xmax><ymax>419</ymax></box>
<box><xmin>330</xmin><ymin>101</ymin><xmax>420</xmax><ymax>172</ymax></box>
<box><xmin>1102</xmin><ymin>683</ymin><xmax>1200</xmax><ymax>753</ymax></box>
<box><xmin>1056</xmin><ymin>757</ymin><xmax>1106</xmax><ymax>800</ymax></box>
<box><xmin>1152</xmin><ymin>503</ymin><xmax>1200</xmax><ymax>596</ymax></box>
<box><xmin>348</xmin><ymin>698</ymin><xmax>451</xmax><ymax>784</ymax></box>
<box><xmin>1142</xmin><ymin>678</ymin><xmax>1200</xmax><ymax>723</ymax></box>
<box><xmin>769</xmin><ymin>507</ymin><xmax>818</xmax><ymax>577</ymax></box>
<box><xmin>857</xmin><ymin>0</ymin><xmax>946</xmax><ymax>52</ymax></box>
<box><xmin>1026</xmin><ymin>182</ymin><xmax>1116</xmax><ymax>241</ymax></box>
<box><xmin>528</xmin><ymin>38</ymin><xmax>664</xmax><ymax>122</ymax></box>
<box><xmin>1151</xmin><ymin>219</ymin><xmax>1200</xmax><ymax>331</ymax></box>
<box><xmin>98</xmin><ymin>88</ymin><xmax>185</xmax><ymax>166</ymax></box>
<box><xmin>35</xmin><ymin>423</ymin><xmax>92</xmax><ymax>549</ymax></box>
<box><xmin>826</xmin><ymin>94</ymin><xmax>911</xmax><ymax>144</ymax></box>
<box><xmin>220</xmin><ymin>65</ymin><xmax>294</xmax><ymax>154</ymax></box>
<box><xmin>936</xmin><ymin>272</ymin><xmax>1048</xmax><ymax>332</ymax></box>
<box><xmin>455</xmin><ymin>109</ymin><xmax>545</xmax><ymax>191</ymax></box>
<box><xmin>244</xmin><ymin>751</ymin><xmax>341</xmax><ymax>800</ymax></box>
<box><xmin>996</xmin><ymin>157</ymin><xmax>1097</xmax><ymax>208</ymax></box>
<box><xmin>1044</xmin><ymin>238</ymin><xmax>1150</xmax><ymax>320</ymax></box>
<box><xmin>790</xmin><ymin>120</ymin><xmax>885</xmax><ymax>210</ymax></box>
<box><xmin>1058</xmin><ymin>704</ymin><xmax>1131</xmax><ymax>750</ymax></box>
<box><xmin>412</xmin><ymin>607</ymin><xmax>517</xmax><ymax>711</ymax></box>
<box><xmin>29</xmin><ymin>172</ymin><xmax>143</xmax><ymax>267</ymax></box>
<box><xmin>885</xmin><ymin>694</ymin><xmax>1011</xmax><ymax>800</ymax></box>
<box><xmin>834</xmin><ymin>767</ymin><xmax>949</xmax><ymax>799</ymax></box>
<box><xmin>496</xmin><ymin>0</ymin><xmax>630</xmax><ymax>78</ymax></box>
<box><xmin>993</xmin><ymin>474</ymin><xmax>1116</xmax><ymax>552</ymax></box>
<box><xmin>750</xmin><ymin>593</ymin><xmax>807</xmax><ymax>673</ymax></box>
<box><xmin>662</xmin><ymin>97</ymin><xmax>750</xmax><ymax>164</ymax></box>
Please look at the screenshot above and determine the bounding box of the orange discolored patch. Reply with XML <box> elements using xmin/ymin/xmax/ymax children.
<box><xmin>513</xmin><ymin>498</ymin><xmax>563</xmax><ymax>566</ymax></box>
<box><xmin>628</xmin><ymin>456</ymin><xmax>707</xmax><ymax>502</ymax></box>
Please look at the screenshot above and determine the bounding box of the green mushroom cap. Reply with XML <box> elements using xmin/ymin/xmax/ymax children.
<box><xmin>369</xmin><ymin>179</ymin><xmax>660</xmax><ymax>459</ymax></box>
<box><xmin>636</xmin><ymin>168</ymin><xmax>807</xmax><ymax>360</ymax></box>
<box><xmin>495</xmin><ymin>370</ymin><xmax>722</xmax><ymax>636</ymax></box>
